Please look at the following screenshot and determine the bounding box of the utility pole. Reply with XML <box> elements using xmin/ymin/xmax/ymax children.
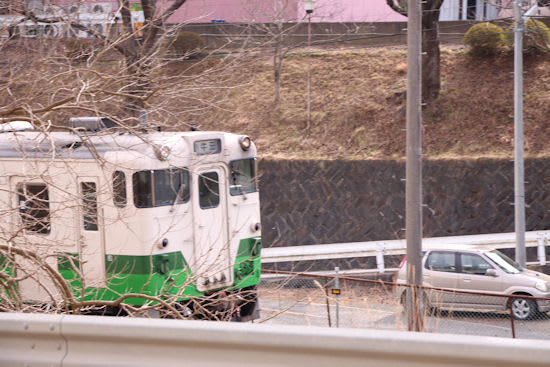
<box><xmin>513</xmin><ymin>2</ymin><xmax>538</xmax><ymax>268</ymax></box>
<box><xmin>303</xmin><ymin>0</ymin><xmax>316</xmax><ymax>131</ymax></box>
<box><xmin>306</xmin><ymin>11</ymin><xmax>312</xmax><ymax>130</ymax></box>
<box><xmin>406</xmin><ymin>0</ymin><xmax>423</xmax><ymax>332</ymax></box>
<box><xmin>513</xmin><ymin>0</ymin><xmax>526</xmax><ymax>268</ymax></box>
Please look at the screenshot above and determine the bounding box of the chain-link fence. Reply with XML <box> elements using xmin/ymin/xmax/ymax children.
<box><xmin>258</xmin><ymin>269</ymin><xmax>550</xmax><ymax>339</ymax></box>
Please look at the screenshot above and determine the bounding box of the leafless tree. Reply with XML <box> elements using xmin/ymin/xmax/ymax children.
<box><xmin>242</xmin><ymin>0</ymin><xmax>304</xmax><ymax>103</ymax></box>
<box><xmin>6</xmin><ymin>0</ymin><xmax>245</xmax><ymax>122</ymax></box>
<box><xmin>0</xmin><ymin>1</ymin><xmax>263</xmax><ymax>320</ymax></box>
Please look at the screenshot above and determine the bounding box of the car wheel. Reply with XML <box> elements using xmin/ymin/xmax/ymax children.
<box><xmin>511</xmin><ymin>298</ymin><xmax>537</xmax><ymax>320</ymax></box>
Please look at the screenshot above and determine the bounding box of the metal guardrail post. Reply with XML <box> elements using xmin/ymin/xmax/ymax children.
<box><xmin>376</xmin><ymin>247</ymin><xmax>385</xmax><ymax>274</ymax></box>
<box><xmin>537</xmin><ymin>234</ymin><xmax>546</xmax><ymax>266</ymax></box>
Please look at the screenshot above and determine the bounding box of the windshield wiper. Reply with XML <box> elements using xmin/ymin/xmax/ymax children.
<box><xmin>170</xmin><ymin>183</ymin><xmax>187</xmax><ymax>213</ymax></box>
<box><xmin>231</xmin><ymin>170</ymin><xmax>245</xmax><ymax>196</ymax></box>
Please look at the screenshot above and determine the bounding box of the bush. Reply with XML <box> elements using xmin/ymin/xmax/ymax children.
<box><xmin>504</xmin><ymin>19</ymin><xmax>550</xmax><ymax>54</ymax></box>
<box><xmin>463</xmin><ymin>22</ymin><xmax>505</xmax><ymax>56</ymax></box>
<box><xmin>168</xmin><ymin>31</ymin><xmax>205</xmax><ymax>57</ymax></box>
<box><xmin>64</xmin><ymin>38</ymin><xmax>94</xmax><ymax>62</ymax></box>
<box><xmin>523</xmin><ymin>19</ymin><xmax>550</xmax><ymax>54</ymax></box>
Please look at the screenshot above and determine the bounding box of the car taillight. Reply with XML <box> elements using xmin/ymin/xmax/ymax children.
<box><xmin>399</xmin><ymin>257</ymin><xmax>407</xmax><ymax>269</ymax></box>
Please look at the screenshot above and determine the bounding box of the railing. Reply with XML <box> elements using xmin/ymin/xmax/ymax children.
<box><xmin>2</xmin><ymin>312</ymin><xmax>550</xmax><ymax>367</ymax></box>
<box><xmin>261</xmin><ymin>231</ymin><xmax>550</xmax><ymax>274</ymax></box>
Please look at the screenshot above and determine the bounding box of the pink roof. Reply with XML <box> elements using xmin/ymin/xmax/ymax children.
<box><xmin>170</xmin><ymin>0</ymin><xmax>406</xmax><ymax>23</ymax></box>
<box><xmin>48</xmin><ymin>0</ymin><xmax>406</xmax><ymax>23</ymax></box>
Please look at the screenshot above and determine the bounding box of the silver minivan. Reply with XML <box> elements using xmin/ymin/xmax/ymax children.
<box><xmin>396</xmin><ymin>247</ymin><xmax>550</xmax><ymax>320</ymax></box>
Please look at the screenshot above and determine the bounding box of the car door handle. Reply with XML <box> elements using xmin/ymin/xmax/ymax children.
<box><xmin>463</xmin><ymin>278</ymin><xmax>471</xmax><ymax>283</ymax></box>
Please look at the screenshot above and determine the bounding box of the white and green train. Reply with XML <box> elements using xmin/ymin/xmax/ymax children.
<box><xmin>0</xmin><ymin>118</ymin><xmax>261</xmax><ymax>320</ymax></box>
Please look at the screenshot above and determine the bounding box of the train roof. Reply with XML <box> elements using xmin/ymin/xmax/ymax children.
<box><xmin>0</xmin><ymin>130</ymin><xmax>252</xmax><ymax>161</ymax></box>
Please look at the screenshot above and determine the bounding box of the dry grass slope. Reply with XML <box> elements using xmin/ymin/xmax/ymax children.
<box><xmin>195</xmin><ymin>46</ymin><xmax>550</xmax><ymax>160</ymax></box>
<box><xmin>3</xmin><ymin>40</ymin><xmax>550</xmax><ymax>160</ymax></box>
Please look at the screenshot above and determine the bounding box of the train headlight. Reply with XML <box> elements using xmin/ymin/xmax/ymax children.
<box><xmin>250</xmin><ymin>222</ymin><xmax>261</xmax><ymax>233</ymax></box>
<box><xmin>155</xmin><ymin>145</ymin><xmax>171</xmax><ymax>160</ymax></box>
<box><xmin>157</xmin><ymin>238</ymin><xmax>169</xmax><ymax>249</ymax></box>
<box><xmin>239</xmin><ymin>136</ymin><xmax>251</xmax><ymax>151</ymax></box>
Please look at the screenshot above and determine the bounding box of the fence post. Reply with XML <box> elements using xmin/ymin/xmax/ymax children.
<box><xmin>324</xmin><ymin>278</ymin><xmax>332</xmax><ymax>327</ymax></box>
<box><xmin>538</xmin><ymin>234</ymin><xmax>546</xmax><ymax>266</ymax></box>
<box><xmin>508</xmin><ymin>297</ymin><xmax>516</xmax><ymax>339</ymax></box>
<box><xmin>335</xmin><ymin>267</ymin><xmax>340</xmax><ymax>328</ymax></box>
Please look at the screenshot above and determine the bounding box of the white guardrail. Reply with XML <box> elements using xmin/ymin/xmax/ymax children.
<box><xmin>261</xmin><ymin>231</ymin><xmax>550</xmax><ymax>274</ymax></box>
<box><xmin>2</xmin><ymin>312</ymin><xmax>550</xmax><ymax>367</ymax></box>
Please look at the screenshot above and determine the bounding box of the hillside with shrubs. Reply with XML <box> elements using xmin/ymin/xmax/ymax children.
<box><xmin>194</xmin><ymin>21</ymin><xmax>550</xmax><ymax>160</ymax></box>
<box><xmin>3</xmin><ymin>25</ymin><xmax>550</xmax><ymax>160</ymax></box>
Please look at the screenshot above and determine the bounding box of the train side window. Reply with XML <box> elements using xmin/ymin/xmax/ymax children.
<box><xmin>229</xmin><ymin>158</ymin><xmax>257</xmax><ymax>196</ymax></box>
<box><xmin>199</xmin><ymin>172</ymin><xmax>219</xmax><ymax>209</ymax></box>
<box><xmin>133</xmin><ymin>168</ymin><xmax>189</xmax><ymax>208</ymax></box>
<box><xmin>80</xmin><ymin>182</ymin><xmax>98</xmax><ymax>231</ymax></box>
<box><xmin>17</xmin><ymin>183</ymin><xmax>51</xmax><ymax>235</ymax></box>
<box><xmin>112</xmin><ymin>171</ymin><xmax>127</xmax><ymax>208</ymax></box>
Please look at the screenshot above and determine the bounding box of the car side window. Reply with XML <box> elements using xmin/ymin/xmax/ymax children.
<box><xmin>425</xmin><ymin>252</ymin><xmax>456</xmax><ymax>272</ymax></box>
<box><xmin>460</xmin><ymin>253</ymin><xmax>493</xmax><ymax>275</ymax></box>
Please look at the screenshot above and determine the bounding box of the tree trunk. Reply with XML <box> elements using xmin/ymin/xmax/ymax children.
<box><xmin>274</xmin><ymin>55</ymin><xmax>281</xmax><ymax>103</ymax></box>
<box><xmin>422</xmin><ymin>9</ymin><xmax>440</xmax><ymax>104</ymax></box>
<box><xmin>273</xmin><ymin>23</ymin><xmax>284</xmax><ymax>104</ymax></box>
<box><xmin>386</xmin><ymin>0</ymin><xmax>442</xmax><ymax>104</ymax></box>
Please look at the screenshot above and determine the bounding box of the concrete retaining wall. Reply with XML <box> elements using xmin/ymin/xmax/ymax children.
<box><xmin>258</xmin><ymin>158</ymin><xmax>550</xmax><ymax>248</ymax></box>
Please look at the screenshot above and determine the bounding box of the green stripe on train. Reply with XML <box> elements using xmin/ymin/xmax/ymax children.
<box><xmin>233</xmin><ymin>237</ymin><xmax>261</xmax><ymax>289</ymax></box>
<box><xmin>55</xmin><ymin>237</ymin><xmax>261</xmax><ymax>306</ymax></box>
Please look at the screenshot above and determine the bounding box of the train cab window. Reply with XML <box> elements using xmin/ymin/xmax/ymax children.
<box><xmin>17</xmin><ymin>183</ymin><xmax>51</xmax><ymax>235</ymax></box>
<box><xmin>199</xmin><ymin>172</ymin><xmax>219</xmax><ymax>209</ymax></box>
<box><xmin>112</xmin><ymin>171</ymin><xmax>127</xmax><ymax>208</ymax></box>
<box><xmin>80</xmin><ymin>182</ymin><xmax>98</xmax><ymax>231</ymax></box>
<box><xmin>229</xmin><ymin>158</ymin><xmax>257</xmax><ymax>196</ymax></box>
<box><xmin>133</xmin><ymin>168</ymin><xmax>189</xmax><ymax>208</ymax></box>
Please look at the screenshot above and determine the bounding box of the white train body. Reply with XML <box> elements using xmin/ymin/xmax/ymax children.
<box><xmin>0</xmin><ymin>121</ymin><xmax>261</xmax><ymax>318</ymax></box>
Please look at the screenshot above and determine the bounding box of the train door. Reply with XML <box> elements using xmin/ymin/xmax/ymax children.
<box><xmin>192</xmin><ymin>166</ymin><xmax>230</xmax><ymax>291</ymax></box>
<box><xmin>77</xmin><ymin>177</ymin><xmax>106</xmax><ymax>288</ymax></box>
<box><xmin>9</xmin><ymin>176</ymin><xmax>57</xmax><ymax>302</ymax></box>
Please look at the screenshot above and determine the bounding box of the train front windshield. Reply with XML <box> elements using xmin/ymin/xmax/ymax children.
<box><xmin>131</xmin><ymin>159</ymin><xmax>257</xmax><ymax>208</ymax></box>
<box><xmin>229</xmin><ymin>158</ymin><xmax>257</xmax><ymax>196</ymax></box>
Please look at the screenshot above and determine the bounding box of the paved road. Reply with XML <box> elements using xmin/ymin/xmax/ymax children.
<box><xmin>258</xmin><ymin>298</ymin><xmax>550</xmax><ymax>340</ymax></box>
